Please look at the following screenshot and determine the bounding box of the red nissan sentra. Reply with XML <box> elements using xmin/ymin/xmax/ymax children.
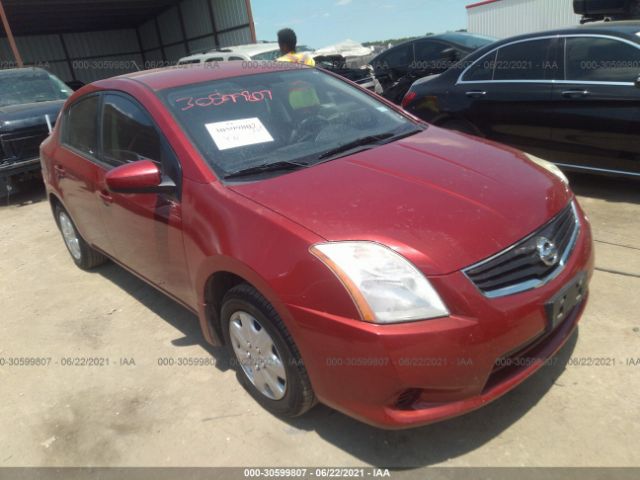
<box><xmin>41</xmin><ymin>62</ymin><xmax>594</xmax><ymax>429</ymax></box>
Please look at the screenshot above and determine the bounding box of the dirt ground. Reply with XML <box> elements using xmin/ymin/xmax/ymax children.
<box><xmin>0</xmin><ymin>173</ymin><xmax>638</xmax><ymax>468</ymax></box>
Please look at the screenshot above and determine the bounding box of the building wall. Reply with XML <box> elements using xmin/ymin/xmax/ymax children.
<box><xmin>0</xmin><ymin>0</ymin><xmax>254</xmax><ymax>82</ymax></box>
<box><xmin>467</xmin><ymin>0</ymin><xmax>582</xmax><ymax>38</ymax></box>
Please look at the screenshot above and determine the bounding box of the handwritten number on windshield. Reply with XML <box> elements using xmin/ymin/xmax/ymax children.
<box><xmin>176</xmin><ymin>90</ymin><xmax>273</xmax><ymax>111</ymax></box>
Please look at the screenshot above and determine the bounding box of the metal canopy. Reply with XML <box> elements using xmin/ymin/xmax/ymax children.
<box><xmin>0</xmin><ymin>0</ymin><xmax>182</xmax><ymax>36</ymax></box>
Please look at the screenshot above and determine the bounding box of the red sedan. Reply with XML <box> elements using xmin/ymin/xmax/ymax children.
<box><xmin>41</xmin><ymin>62</ymin><xmax>594</xmax><ymax>429</ymax></box>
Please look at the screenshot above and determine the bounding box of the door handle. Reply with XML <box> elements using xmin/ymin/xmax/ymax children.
<box><xmin>53</xmin><ymin>165</ymin><xmax>66</xmax><ymax>178</ymax></box>
<box><xmin>98</xmin><ymin>190</ymin><xmax>113</xmax><ymax>205</ymax></box>
<box><xmin>466</xmin><ymin>90</ymin><xmax>487</xmax><ymax>98</ymax></box>
<box><xmin>561</xmin><ymin>90</ymin><xmax>590</xmax><ymax>98</ymax></box>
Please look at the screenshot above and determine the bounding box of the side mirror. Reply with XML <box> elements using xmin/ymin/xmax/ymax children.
<box><xmin>105</xmin><ymin>159</ymin><xmax>175</xmax><ymax>194</ymax></box>
<box><xmin>635</xmin><ymin>76</ymin><xmax>640</xmax><ymax>89</ymax></box>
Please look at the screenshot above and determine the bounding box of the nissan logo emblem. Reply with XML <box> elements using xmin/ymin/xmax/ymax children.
<box><xmin>536</xmin><ymin>237</ymin><xmax>559</xmax><ymax>267</ymax></box>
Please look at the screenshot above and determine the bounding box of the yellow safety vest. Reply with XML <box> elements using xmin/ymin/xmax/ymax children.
<box><xmin>277</xmin><ymin>52</ymin><xmax>316</xmax><ymax>67</ymax></box>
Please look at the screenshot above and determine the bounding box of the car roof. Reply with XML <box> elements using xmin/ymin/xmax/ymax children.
<box><xmin>0</xmin><ymin>67</ymin><xmax>50</xmax><ymax>77</ymax></box>
<box><xmin>492</xmin><ymin>20</ymin><xmax>640</xmax><ymax>44</ymax></box>
<box><xmin>95</xmin><ymin>61</ymin><xmax>306</xmax><ymax>92</ymax></box>
<box><xmin>371</xmin><ymin>31</ymin><xmax>494</xmax><ymax>61</ymax></box>
<box><xmin>179</xmin><ymin>42</ymin><xmax>280</xmax><ymax>62</ymax></box>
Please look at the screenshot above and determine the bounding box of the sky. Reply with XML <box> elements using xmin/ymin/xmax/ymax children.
<box><xmin>251</xmin><ymin>0</ymin><xmax>474</xmax><ymax>48</ymax></box>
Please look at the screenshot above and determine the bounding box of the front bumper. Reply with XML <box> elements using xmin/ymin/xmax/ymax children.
<box><xmin>287</xmin><ymin>204</ymin><xmax>594</xmax><ymax>429</ymax></box>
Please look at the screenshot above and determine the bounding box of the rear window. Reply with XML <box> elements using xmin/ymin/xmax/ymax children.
<box><xmin>161</xmin><ymin>68</ymin><xmax>415</xmax><ymax>178</ymax></box>
<box><xmin>565</xmin><ymin>36</ymin><xmax>640</xmax><ymax>83</ymax></box>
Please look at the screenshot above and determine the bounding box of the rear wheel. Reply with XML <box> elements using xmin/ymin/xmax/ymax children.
<box><xmin>221</xmin><ymin>283</ymin><xmax>315</xmax><ymax>417</ymax></box>
<box><xmin>55</xmin><ymin>205</ymin><xmax>107</xmax><ymax>270</ymax></box>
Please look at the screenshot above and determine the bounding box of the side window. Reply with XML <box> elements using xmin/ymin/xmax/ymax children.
<box><xmin>463</xmin><ymin>50</ymin><xmax>497</xmax><ymax>82</ymax></box>
<box><xmin>101</xmin><ymin>95</ymin><xmax>161</xmax><ymax>168</ymax></box>
<box><xmin>414</xmin><ymin>41</ymin><xmax>444</xmax><ymax>62</ymax></box>
<box><xmin>374</xmin><ymin>45</ymin><xmax>412</xmax><ymax>72</ymax></box>
<box><xmin>493</xmin><ymin>38</ymin><xmax>554</xmax><ymax>81</ymax></box>
<box><xmin>205</xmin><ymin>57</ymin><xmax>224</xmax><ymax>62</ymax></box>
<box><xmin>228</xmin><ymin>56</ymin><xmax>244</xmax><ymax>61</ymax></box>
<box><xmin>64</xmin><ymin>96</ymin><xmax>99</xmax><ymax>156</ymax></box>
<box><xmin>565</xmin><ymin>37</ymin><xmax>640</xmax><ymax>83</ymax></box>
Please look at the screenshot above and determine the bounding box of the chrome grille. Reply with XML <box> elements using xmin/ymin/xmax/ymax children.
<box><xmin>464</xmin><ymin>202</ymin><xmax>580</xmax><ymax>298</ymax></box>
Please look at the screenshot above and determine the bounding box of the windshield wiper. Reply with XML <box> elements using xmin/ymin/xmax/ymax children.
<box><xmin>317</xmin><ymin>128</ymin><xmax>423</xmax><ymax>161</ymax></box>
<box><xmin>224</xmin><ymin>160</ymin><xmax>308</xmax><ymax>180</ymax></box>
<box><xmin>317</xmin><ymin>133</ymin><xmax>395</xmax><ymax>161</ymax></box>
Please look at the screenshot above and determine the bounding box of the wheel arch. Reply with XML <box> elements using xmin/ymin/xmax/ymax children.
<box><xmin>198</xmin><ymin>259</ymin><xmax>297</xmax><ymax>348</ymax></box>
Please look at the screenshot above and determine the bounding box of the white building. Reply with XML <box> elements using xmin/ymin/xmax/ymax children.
<box><xmin>467</xmin><ymin>0</ymin><xmax>582</xmax><ymax>39</ymax></box>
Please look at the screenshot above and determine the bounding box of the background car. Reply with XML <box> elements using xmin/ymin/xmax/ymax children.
<box><xmin>402</xmin><ymin>21</ymin><xmax>640</xmax><ymax>178</ymax></box>
<box><xmin>369</xmin><ymin>32</ymin><xmax>496</xmax><ymax>104</ymax></box>
<box><xmin>41</xmin><ymin>62</ymin><xmax>593</xmax><ymax>429</ymax></box>
<box><xmin>0</xmin><ymin>67</ymin><xmax>71</xmax><ymax>197</ymax></box>
<box><xmin>178</xmin><ymin>42</ymin><xmax>313</xmax><ymax>64</ymax></box>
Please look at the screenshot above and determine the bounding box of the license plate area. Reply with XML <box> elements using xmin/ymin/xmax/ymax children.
<box><xmin>545</xmin><ymin>272</ymin><xmax>587</xmax><ymax>331</ymax></box>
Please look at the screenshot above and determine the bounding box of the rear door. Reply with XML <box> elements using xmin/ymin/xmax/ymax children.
<box><xmin>97</xmin><ymin>93</ymin><xmax>192</xmax><ymax>304</ymax></box>
<box><xmin>57</xmin><ymin>94</ymin><xmax>111</xmax><ymax>252</ymax></box>
<box><xmin>455</xmin><ymin>37</ymin><xmax>560</xmax><ymax>157</ymax></box>
<box><xmin>550</xmin><ymin>35</ymin><xmax>640</xmax><ymax>175</ymax></box>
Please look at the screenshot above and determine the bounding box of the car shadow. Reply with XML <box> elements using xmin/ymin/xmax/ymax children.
<box><xmin>95</xmin><ymin>262</ymin><xmax>232</xmax><ymax>370</ymax></box>
<box><xmin>0</xmin><ymin>179</ymin><xmax>46</xmax><ymax>208</ymax></box>
<box><xmin>95</xmin><ymin>260</ymin><xmax>579</xmax><ymax>467</ymax></box>
<box><xmin>568</xmin><ymin>172</ymin><xmax>639</xmax><ymax>204</ymax></box>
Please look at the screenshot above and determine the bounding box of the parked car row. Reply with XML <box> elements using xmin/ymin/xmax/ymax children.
<box><xmin>402</xmin><ymin>21</ymin><xmax>640</xmax><ymax>178</ymax></box>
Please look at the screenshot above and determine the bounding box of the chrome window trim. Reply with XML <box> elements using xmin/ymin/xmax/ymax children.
<box><xmin>555</xmin><ymin>163</ymin><xmax>640</xmax><ymax>177</ymax></box>
<box><xmin>463</xmin><ymin>201</ymin><xmax>581</xmax><ymax>299</ymax></box>
<box><xmin>457</xmin><ymin>33</ymin><xmax>640</xmax><ymax>86</ymax></box>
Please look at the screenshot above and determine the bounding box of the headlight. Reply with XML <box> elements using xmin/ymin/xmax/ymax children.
<box><xmin>525</xmin><ymin>153</ymin><xmax>569</xmax><ymax>185</ymax></box>
<box><xmin>310</xmin><ymin>242</ymin><xmax>449</xmax><ymax>324</ymax></box>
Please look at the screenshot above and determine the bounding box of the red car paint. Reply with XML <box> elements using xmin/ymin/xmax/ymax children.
<box><xmin>41</xmin><ymin>63</ymin><xmax>594</xmax><ymax>429</ymax></box>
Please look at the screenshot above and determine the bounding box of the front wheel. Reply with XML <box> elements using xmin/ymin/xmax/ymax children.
<box><xmin>55</xmin><ymin>205</ymin><xmax>107</xmax><ymax>270</ymax></box>
<box><xmin>221</xmin><ymin>284</ymin><xmax>316</xmax><ymax>417</ymax></box>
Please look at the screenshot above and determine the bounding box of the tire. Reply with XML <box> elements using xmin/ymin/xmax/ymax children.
<box><xmin>54</xmin><ymin>204</ymin><xmax>107</xmax><ymax>270</ymax></box>
<box><xmin>221</xmin><ymin>283</ymin><xmax>316</xmax><ymax>417</ymax></box>
<box><xmin>438</xmin><ymin>117</ymin><xmax>483</xmax><ymax>137</ymax></box>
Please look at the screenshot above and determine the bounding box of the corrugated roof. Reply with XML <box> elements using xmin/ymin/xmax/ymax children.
<box><xmin>0</xmin><ymin>0</ymin><xmax>182</xmax><ymax>36</ymax></box>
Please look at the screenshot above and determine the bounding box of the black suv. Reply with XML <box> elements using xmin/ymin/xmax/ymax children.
<box><xmin>369</xmin><ymin>32</ymin><xmax>496</xmax><ymax>104</ymax></box>
<box><xmin>402</xmin><ymin>22</ymin><xmax>640</xmax><ymax>178</ymax></box>
<box><xmin>0</xmin><ymin>68</ymin><xmax>71</xmax><ymax>196</ymax></box>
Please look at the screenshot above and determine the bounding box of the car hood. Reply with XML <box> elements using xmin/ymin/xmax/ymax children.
<box><xmin>0</xmin><ymin>100</ymin><xmax>65</xmax><ymax>133</ymax></box>
<box><xmin>230</xmin><ymin>127</ymin><xmax>572</xmax><ymax>275</ymax></box>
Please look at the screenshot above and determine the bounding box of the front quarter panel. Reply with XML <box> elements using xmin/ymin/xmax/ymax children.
<box><xmin>182</xmin><ymin>179</ymin><xmax>362</xmax><ymax>347</ymax></box>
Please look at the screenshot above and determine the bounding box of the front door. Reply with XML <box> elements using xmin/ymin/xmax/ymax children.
<box><xmin>96</xmin><ymin>93</ymin><xmax>192</xmax><ymax>305</ymax></box>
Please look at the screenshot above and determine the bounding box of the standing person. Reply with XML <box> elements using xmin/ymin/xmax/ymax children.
<box><xmin>277</xmin><ymin>28</ymin><xmax>315</xmax><ymax>67</ymax></box>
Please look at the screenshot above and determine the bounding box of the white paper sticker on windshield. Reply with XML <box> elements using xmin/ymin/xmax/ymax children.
<box><xmin>205</xmin><ymin>117</ymin><xmax>274</xmax><ymax>151</ymax></box>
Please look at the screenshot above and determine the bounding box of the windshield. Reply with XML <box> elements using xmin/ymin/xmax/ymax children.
<box><xmin>0</xmin><ymin>71</ymin><xmax>71</xmax><ymax>107</ymax></box>
<box><xmin>437</xmin><ymin>32</ymin><xmax>497</xmax><ymax>50</ymax></box>
<box><xmin>162</xmin><ymin>68</ymin><xmax>419</xmax><ymax>178</ymax></box>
